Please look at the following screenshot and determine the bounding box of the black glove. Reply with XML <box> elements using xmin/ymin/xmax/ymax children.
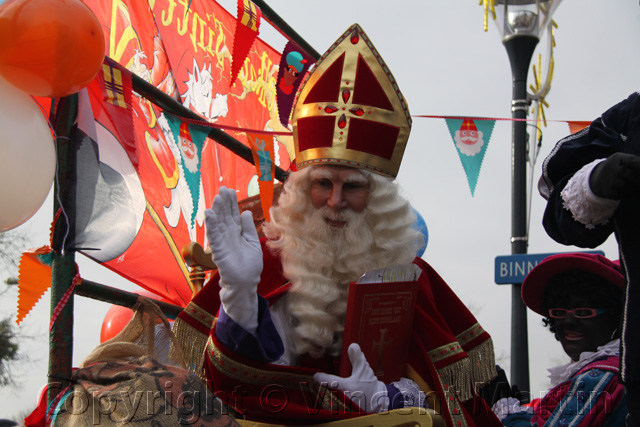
<box><xmin>478</xmin><ymin>365</ymin><xmax>513</xmax><ymax>407</ymax></box>
<box><xmin>589</xmin><ymin>152</ymin><xmax>640</xmax><ymax>199</ymax></box>
<box><xmin>510</xmin><ymin>383</ymin><xmax>527</xmax><ymax>404</ymax></box>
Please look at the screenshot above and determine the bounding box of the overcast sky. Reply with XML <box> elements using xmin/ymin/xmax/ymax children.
<box><xmin>2</xmin><ymin>0</ymin><xmax>640</xmax><ymax>419</ymax></box>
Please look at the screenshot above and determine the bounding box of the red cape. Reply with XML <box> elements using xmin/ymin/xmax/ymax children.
<box><xmin>174</xmin><ymin>239</ymin><xmax>501</xmax><ymax>426</ymax></box>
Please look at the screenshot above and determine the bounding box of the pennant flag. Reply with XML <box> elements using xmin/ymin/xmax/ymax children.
<box><xmin>445</xmin><ymin>118</ymin><xmax>495</xmax><ymax>196</ymax></box>
<box><xmin>230</xmin><ymin>0</ymin><xmax>262</xmax><ymax>87</ymax></box>
<box><xmin>276</xmin><ymin>41</ymin><xmax>315</xmax><ymax>127</ymax></box>
<box><xmin>16</xmin><ymin>246</ymin><xmax>53</xmax><ymax>325</ymax></box>
<box><xmin>568</xmin><ymin>120</ymin><xmax>591</xmax><ymax>134</ymax></box>
<box><xmin>247</xmin><ymin>132</ymin><xmax>275</xmax><ymax>221</ymax></box>
<box><xmin>164</xmin><ymin>115</ymin><xmax>210</xmax><ymax>229</ymax></box>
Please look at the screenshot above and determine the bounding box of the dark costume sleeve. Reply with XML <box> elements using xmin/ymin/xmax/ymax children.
<box><xmin>541</xmin><ymin>91</ymin><xmax>640</xmax><ymax>248</ymax></box>
<box><xmin>215</xmin><ymin>296</ymin><xmax>284</xmax><ymax>363</ymax></box>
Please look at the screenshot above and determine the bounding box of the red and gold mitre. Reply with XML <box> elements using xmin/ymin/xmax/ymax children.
<box><xmin>179</xmin><ymin>121</ymin><xmax>192</xmax><ymax>141</ymax></box>
<box><xmin>292</xmin><ymin>24</ymin><xmax>411</xmax><ymax>179</ymax></box>
<box><xmin>461</xmin><ymin>118</ymin><xmax>477</xmax><ymax>132</ymax></box>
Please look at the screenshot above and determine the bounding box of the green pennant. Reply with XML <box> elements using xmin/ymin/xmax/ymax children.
<box><xmin>445</xmin><ymin>118</ymin><xmax>495</xmax><ymax>196</ymax></box>
<box><xmin>164</xmin><ymin>114</ymin><xmax>209</xmax><ymax>228</ymax></box>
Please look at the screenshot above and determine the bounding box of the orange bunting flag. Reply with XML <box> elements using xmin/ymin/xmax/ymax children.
<box><xmin>230</xmin><ymin>0</ymin><xmax>262</xmax><ymax>87</ymax></box>
<box><xmin>16</xmin><ymin>246</ymin><xmax>53</xmax><ymax>325</ymax></box>
<box><xmin>247</xmin><ymin>132</ymin><xmax>275</xmax><ymax>222</ymax></box>
<box><xmin>568</xmin><ymin>121</ymin><xmax>591</xmax><ymax>134</ymax></box>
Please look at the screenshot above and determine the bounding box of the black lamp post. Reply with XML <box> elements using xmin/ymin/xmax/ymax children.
<box><xmin>495</xmin><ymin>0</ymin><xmax>547</xmax><ymax>397</ymax></box>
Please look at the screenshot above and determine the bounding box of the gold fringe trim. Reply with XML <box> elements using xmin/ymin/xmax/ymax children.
<box><xmin>436</xmin><ymin>357</ymin><xmax>473</xmax><ymax>402</ymax></box>
<box><xmin>466</xmin><ymin>338</ymin><xmax>498</xmax><ymax>387</ymax></box>
<box><xmin>430</xmin><ymin>340</ymin><xmax>497</xmax><ymax>404</ymax></box>
<box><xmin>169</xmin><ymin>315</ymin><xmax>211</xmax><ymax>381</ymax></box>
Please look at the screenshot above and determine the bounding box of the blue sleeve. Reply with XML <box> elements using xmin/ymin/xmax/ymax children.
<box><xmin>502</xmin><ymin>412</ymin><xmax>533</xmax><ymax>427</ymax></box>
<box><xmin>215</xmin><ymin>295</ymin><xmax>285</xmax><ymax>363</ymax></box>
<box><xmin>548</xmin><ymin>368</ymin><xmax>620</xmax><ymax>426</ymax></box>
<box><xmin>386</xmin><ymin>384</ymin><xmax>404</xmax><ymax>410</ymax></box>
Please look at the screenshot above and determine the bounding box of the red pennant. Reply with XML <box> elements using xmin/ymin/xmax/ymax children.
<box><xmin>230</xmin><ymin>0</ymin><xmax>261</xmax><ymax>87</ymax></box>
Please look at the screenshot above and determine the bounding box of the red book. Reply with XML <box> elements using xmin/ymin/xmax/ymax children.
<box><xmin>339</xmin><ymin>265</ymin><xmax>421</xmax><ymax>383</ymax></box>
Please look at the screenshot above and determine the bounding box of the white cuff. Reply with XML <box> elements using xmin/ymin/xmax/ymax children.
<box><xmin>492</xmin><ymin>397</ymin><xmax>532</xmax><ymax>421</ymax></box>
<box><xmin>560</xmin><ymin>159</ymin><xmax>620</xmax><ymax>229</ymax></box>
<box><xmin>219</xmin><ymin>281</ymin><xmax>259</xmax><ymax>335</ymax></box>
<box><xmin>392</xmin><ymin>377</ymin><xmax>428</xmax><ymax>409</ymax></box>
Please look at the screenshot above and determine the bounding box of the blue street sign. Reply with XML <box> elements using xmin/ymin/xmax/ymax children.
<box><xmin>494</xmin><ymin>251</ymin><xmax>605</xmax><ymax>284</ymax></box>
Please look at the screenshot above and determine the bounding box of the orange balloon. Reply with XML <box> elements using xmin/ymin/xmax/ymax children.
<box><xmin>99</xmin><ymin>290</ymin><xmax>164</xmax><ymax>343</ymax></box>
<box><xmin>0</xmin><ymin>0</ymin><xmax>105</xmax><ymax>97</ymax></box>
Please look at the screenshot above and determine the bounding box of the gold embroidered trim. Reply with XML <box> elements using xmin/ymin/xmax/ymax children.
<box><xmin>433</xmin><ymin>368</ymin><xmax>470</xmax><ymax>427</ymax></box>
<box><xmin>455</xmin><ymin>322</ymin><xmax>486</xmax><ymax>347</ymax></box>
<box><xmin>428</xmin><ymin>342</ymin><xmax>463</xmax><ymax>364</ymax></box>
<box><xmin>206</xmin><ymin>337</ymin><xmax>350</xmax><ymax>412</ymax></box>
<box><xmin>183</xmin><ymin>301</ymin><xmax>217</xmax><ymax>330</ymax></box>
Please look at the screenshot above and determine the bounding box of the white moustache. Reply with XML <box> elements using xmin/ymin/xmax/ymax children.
<box><xmin>460</xmin><ymin>136</ymin><xmax>478</xmax><ymax>144</ymax></box>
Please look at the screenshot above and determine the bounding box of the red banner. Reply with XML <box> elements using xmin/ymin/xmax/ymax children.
<box><xmin>75</xmin><ymin>0</ymin><xmax>291</xmax><ymax>305</ymax></box>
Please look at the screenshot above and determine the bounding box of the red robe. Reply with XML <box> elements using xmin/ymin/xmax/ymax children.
<box><xmin>174</xmin><ymin>239</ymin><xmax>502</xmax><ymax>426</ymax></box>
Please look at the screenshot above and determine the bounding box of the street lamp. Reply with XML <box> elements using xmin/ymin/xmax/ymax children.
<box><xmin>492</xmin><ymin>0</ymin><xmax>554</xmax><ymax>398</ymax></box>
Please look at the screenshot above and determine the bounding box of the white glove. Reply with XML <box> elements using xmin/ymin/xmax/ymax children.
<box><xmin>492</xmin><ymin>397</ymin><xmax>532</xmax><ymax>421</ymax></box>
<box><xmin>205</xmin><ymin>187</ymin><xmax>263</xmax><ymax>334</ymax></box>
<box><xmin>313</xmin><ymin>343</ymin><xmax>388</xmax><ymax>413</ymax></box>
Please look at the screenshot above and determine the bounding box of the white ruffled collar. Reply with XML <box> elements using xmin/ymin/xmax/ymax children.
<box><xmin>547</xmin><ymin>339</ymin><xmax>620</xmax><ymax>388</ymax></box>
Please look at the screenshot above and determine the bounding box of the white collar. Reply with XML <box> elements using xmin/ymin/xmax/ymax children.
<box><xmin>547</xmin><ymin>339</ymin><xmax>620</xmax><ymax>388</ymax></box>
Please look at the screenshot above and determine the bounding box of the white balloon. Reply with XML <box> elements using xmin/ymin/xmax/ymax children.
<box><xmin>0</xmin><ymin>77</ymin><xmax>55</xmax><ymax>232</ymax></box>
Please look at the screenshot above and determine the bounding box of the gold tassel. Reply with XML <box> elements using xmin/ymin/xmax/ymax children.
<box><xmin>435</xmin><ymin>339</ymin><xmax>498</xmax><ymax>403</ymax></box>
<box><xmin>467</xmin><ymin>338</ymin><xmax>498</xmax><ymax>387</ymax></box>
<box><xmin>437</xmin><ymin>357</ymin><xmax>473</xmax><ymax>402</ymax></box>
<box><xmin>170</xmin><ymin>316</ymin><xmax>209</xmax><ymax>380</ymax></box>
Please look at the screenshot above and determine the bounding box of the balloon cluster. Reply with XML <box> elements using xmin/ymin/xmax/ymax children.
<box><xmin>0</xmin><ymin>0</ymin><xmax>105</xmax><ymax>232</ymax></box>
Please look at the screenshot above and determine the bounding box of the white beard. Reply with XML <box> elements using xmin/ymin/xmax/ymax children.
<box><xmin>454</xmin><ymin>131</ymin><xmax>485</xmax><ymax>156</ymax></box>
<box><xmin>264</xmin><ymin>167</ymin><xmax>422</xmax><ymax>359</ymax></box>
<box><xmin>281</xmin><ymin>207</ymin><xmax>377</xmax><ymax>357</ymax></box>
<box><xmin>182</xmin><ymin>149</ymin><xmax>200</xmax><ymax>174</ymax></box>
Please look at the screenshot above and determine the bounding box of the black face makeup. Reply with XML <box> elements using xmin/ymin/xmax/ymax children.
<box><xmin>553</xmin><ymin>295</ymin><xmax>618</xmax><ymax>361</ymax></box>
